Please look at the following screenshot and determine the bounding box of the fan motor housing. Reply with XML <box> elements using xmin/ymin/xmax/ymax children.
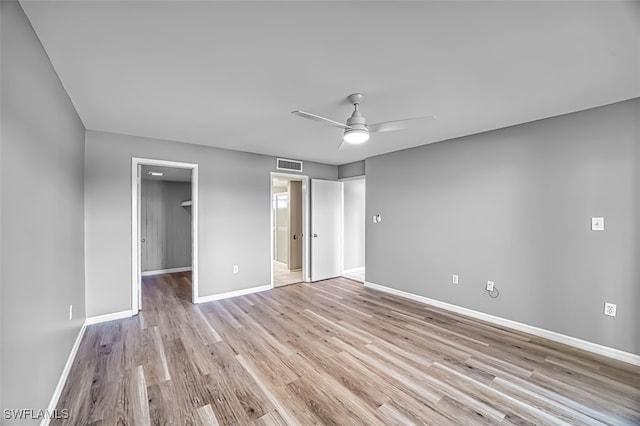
<box><xmin>346</xmin><ymin>114</ymin><xmax>366</xmax><ymax>130</ymax></box>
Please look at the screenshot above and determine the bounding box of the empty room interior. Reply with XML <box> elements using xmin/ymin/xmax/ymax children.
<box><xmin>1</xmin><ymin>0</ymin><xmax>639</xmax><ymax>424</ymax></box>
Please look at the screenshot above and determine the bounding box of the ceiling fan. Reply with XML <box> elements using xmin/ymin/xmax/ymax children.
<box><xmin>292</xmin><ymin>93</ymin><xmax>435</xmax><ymax>150</ymax></box>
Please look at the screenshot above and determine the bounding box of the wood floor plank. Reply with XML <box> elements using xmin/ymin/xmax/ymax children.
<box><xmin>193</xmin><ymin>306</ymin><xmax>223</xmax><ymax>343</ymax></box>
<box><xmin>195</xmin><ymin>404</ymin><xmax>220</xmax><ymax>426</ymax></box>
<box><xmin>207</xmin><ymin>340</ymin><xmax>274</xmax><ymax>421</ymax></box>
<box><xmin>291</xmin><ymin>353</ymin><xmax>389</xmax><ymax>425</ymax></box>
<box><xmin>230</xmin><ymin>302</ymin><xmax>296</xmax><ymax>357</ymax></box>
<box><xmin>252</xmin><ymin>410</ymin><xmax>287</xmax><ymax>426</ymax></box>
<box><xmin>130</xmin><ymin>365</ymin><xmax>152</xmax><ymax>425</ymax></box>
<box><xmin>53</xmin><ymin>273</ymin><xmax>640</xmax><ymax>425</ymax></box>
<box><xmin>286</xmin><ymin>375</ymin><xmax>376</xmax><ymax>425</ymax></box>
<box><xmin>331</xmin><ymin>336</ymin><xmax>445</xmax><ymax>406</ymax></box>
<box><xmin>163</xmin><ymin>337</ymin><xmax>214</xmax><ymax>417</ymax></box>
<box><xmin>431</xmin><ymin>361</ymin><xmax>567</xmax><ymax>426</ymax></box>
<box><xmin>146</xmin><ymin>380</ymin><xmax>182</xmax><ymax>425</ymax></box>
<box><xmin>220</xmin><ymin>324</ymin><xmax>300</xmax><ymax>386</ymax></box>
<box><xmin>491</xmin><ymin>376</ymin><xmax>612</xmax><ymax>425</ymax></box>
<box><xmin>336</xmin><ymin>350</ymin><xmax>457</xmax><ymax>424</ymax></box>
<box><xmin>235</xmin><ymin>354</ymin><xmax>301</xmax><ymax>425</ymax></box>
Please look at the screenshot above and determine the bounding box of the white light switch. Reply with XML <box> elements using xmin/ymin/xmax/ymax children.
<box><xmin>591</xmin><ymin>217</ymin><xmax>604</xmax><ymax>231</ymax></box>
<box><xmin>372</xmin><ymin>214</ymin><xmax>382</xmax><ymax>224</ymax></box>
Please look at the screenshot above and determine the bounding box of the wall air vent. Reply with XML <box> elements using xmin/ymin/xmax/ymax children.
<box><xmin>276</xmin><ymin>158</ymin><xmax>303</xmax><ymax>172</ymax></box>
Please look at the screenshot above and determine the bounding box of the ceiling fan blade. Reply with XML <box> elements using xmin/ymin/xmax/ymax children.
<box><xmin>291</xmin><ymin>110</ymin><xmax>350</xmax><ymax>130</ymax></box>
<box><xmin>367</xmin><ymin>115</ymin><xmax>436</xmax><ymax>133</ymax></box>
<box><xmin>338</xmin><ymin>140</ymin><xmax>348</xmax><ymax>151</ymax></box>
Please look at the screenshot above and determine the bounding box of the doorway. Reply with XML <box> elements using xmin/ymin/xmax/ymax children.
<box><xmin>140</xmin><ymin>165</ymin><xmax>192</xmax><ymax>276</ymax></box>
<box><xmin>132</xmin><ymin>158</ymin><xmax>199</xmax><ymax>314</ymax></box>
<box><xmin>341</xmin><ymin>177</ymin><xmax>366</xmax><ymax>283</ymax></box>
<box><xmin>271</xmin><ymin>173</ymin><xmax>309</xmax><ymax>287</ymax></box>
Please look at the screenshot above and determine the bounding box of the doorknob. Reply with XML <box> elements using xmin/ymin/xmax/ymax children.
<box><xmin>293</xmin><ymin>234</ymin><xmax>298</xmax><ymax>240</ymax></box>
<box><xmin>313</xmin><ymin>234</ymin><xmax>318</xmax><ymax>238</ymax></box>
<box><xmin>141</xmin><ymin>238</ymin><xmax>146</xmax><ymax>243</ymax></box>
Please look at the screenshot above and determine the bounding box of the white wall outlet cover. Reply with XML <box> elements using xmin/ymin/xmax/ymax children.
<box><xmin>233</xmin><ymin>265</ymin><xmax>239</xmax><ymax>274</ymax></box>
<box><xmin>486</xmin><ymin>281</ymin><xmax>495</xmax><ymax>291</ymax></box>
<box><xmin>452</xmin><ymin>274</ymin><xmax>459</xmax><ymax>284</ymax></box>
<box><xmin>372</xmin><ymin>214</ymin><xmax>382</xmax><ymax>224</ymax></box>
<box><xmin>604</xmin><ymin>302</ymin><xmax>617</xmax><ymax>317</ymax></box>
<box><xmin>591</xmin><ymin>217</ymin><xmax>604</xmax><ymax>231</ymax></box>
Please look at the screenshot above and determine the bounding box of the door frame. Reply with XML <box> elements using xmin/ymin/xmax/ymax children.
<box><xmin>131</xmin><ymin>157</ymin><xmax>199</xmax><ymax>314</ymax></box>
<box><xmin>339</xmin><ymin>175</ymin><xmax>366</xmax><ymax>277</ymax></box>
<box><xmin>270</xmin><ymin>172</ymin><xmax>310</xmax><ymax>286</ymax></box>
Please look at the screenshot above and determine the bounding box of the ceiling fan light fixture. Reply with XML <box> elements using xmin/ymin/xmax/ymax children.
<box><xmin>292</xmin><ymin>93</ymin><xmax>434</xmax><ymax>150</ymax></box>
<box><xmin>343</xmin><ymin>128</ymin><xmax>369</xmax><ymax>144</ymax></box>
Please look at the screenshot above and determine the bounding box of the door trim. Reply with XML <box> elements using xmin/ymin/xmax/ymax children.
<box><xmin>339</xmin><ymin>175</ymin><xmax>365</xmax><ymax>276</ymax></box>
<box><xmin>131</xmin><ymin>157</ymin><xmax>199</xmax><ymax>314</ymax></box>
<box><xmin>270</xmin><ymin>172</ymin><xmax>310</xmax><ymax>286</ymax></box>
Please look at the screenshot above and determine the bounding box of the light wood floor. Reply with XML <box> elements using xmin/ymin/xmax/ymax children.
<box><xmin>54</xmin><ymin>273</ymin><xmax>640</xmax><ymax>425</ymax></box>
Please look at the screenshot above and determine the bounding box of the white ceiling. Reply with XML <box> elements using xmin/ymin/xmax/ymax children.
<box><xmin>20</xmin><ymin>1</ymin><xmax>640</xmax><ymax>166</ymax></box>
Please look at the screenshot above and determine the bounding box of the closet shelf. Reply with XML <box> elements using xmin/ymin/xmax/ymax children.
<box><xmin>180</xmin><ymin>200</ymin><xmax>192</xmax><ymax>207</ymax></box>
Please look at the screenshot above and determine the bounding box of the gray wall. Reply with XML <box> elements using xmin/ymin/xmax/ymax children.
<box><xmin>338</xmin><ymin>160</ymin><xmax>365</xmax><ymax>179</ymax></box>
<box><xmin>141</xmin><ymin>180</ymin><xmax>192</xmax><ymax>271</ymax></box>
<box><xmin>343</xmin><ymin>178</ymin><xmax>366</xmax><ymax>270</ymax></box>
<box><xmin>366</xmin><ymin>98</ymin><xmax>640</xmax><ymax>355</ymax></box>
<box><xmin>1</xmin><ymin>0</ymin><xmax>86</xmax><ymax>421</ymax></box>
<box><xmin>85</xmin><ymin>130</ymin><xmax>337</xmax><ymax>317</ymax></box>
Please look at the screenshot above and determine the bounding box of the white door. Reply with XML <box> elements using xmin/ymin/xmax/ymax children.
<box><xmin>311</xmin><ymin>179</ymin><xmax>343</xmax><ymax>281</ymax></box>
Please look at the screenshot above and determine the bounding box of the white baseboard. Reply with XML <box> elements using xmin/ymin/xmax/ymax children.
<box><xmin>42</xmin><ymin>320</ymin><xmax>87</xmax><ymax>426</ymax></box>
<box><xmin>342</xmin><ymin>266</ymin><xmax>365</xmax><ymax>275</ymax></box>
<box><xmin>86</xmin><ymin>310</ymin><xmax>133</xmax><ymax>325</ymax></box>
<box><xmin>364</xmin><ymin>281</ymin><xmax>640</xmax><ymax>367</ymax></box>
<box><xmin>196</xmin><ymin>284</ymin><xmax>271</xmax><ymax>304</ymax></box>
<box><xmin>141</xmin><ymin>266</ymin><xmax>192</xmax><ymax>277</ymax></box>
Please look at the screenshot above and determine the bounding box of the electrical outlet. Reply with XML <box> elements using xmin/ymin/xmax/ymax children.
<box><xmin>233</xmin><ymin>265</ymin><xmax>239</xmax><ymax>274</ymax></box>
<box><xmin>604</xmin><ymin>302</ymin><xmax>617</xmax><ymax>317</ymax></box>
<box><xmin>452</xmin><ymin>274</ymin><xmax>458</xmax><ymax>284</ymax></box>
<box><xmin>486</xmin><ymin>281</ymin><xmax>495</xmax><ymax>292</ymax></box>
<box><xmin>69</xmin><ymin>305</ymin><xmax>73</xmax><ymax>320</ymax></box>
